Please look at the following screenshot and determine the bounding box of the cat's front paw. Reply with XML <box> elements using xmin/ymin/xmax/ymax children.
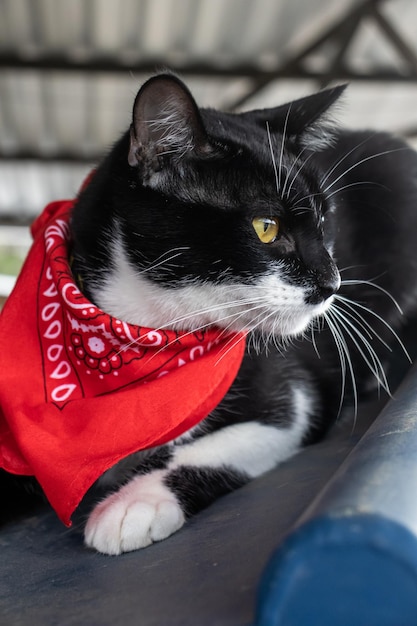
<box><xmin>84</xmin><ymin>470</ymin><xmax>185</xmax><ymax>555</ymax></box>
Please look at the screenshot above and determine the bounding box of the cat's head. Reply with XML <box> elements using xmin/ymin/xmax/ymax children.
<box><xmin>96</xmin><ymin>74</ymin><xmax>345</xmax><ymax>338</ymax></box>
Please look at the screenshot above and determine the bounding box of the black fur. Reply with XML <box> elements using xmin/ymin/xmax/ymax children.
<box><xmin>165</xmin><ymin>466</ymin><xmax>249</xmax><ymax>518</ymax></box>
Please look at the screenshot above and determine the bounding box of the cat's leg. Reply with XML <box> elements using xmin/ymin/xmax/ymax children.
<box><xmin>84</xmin><ymin>389</ymin><xmax>311</xmax><ymax>555</ymax></box>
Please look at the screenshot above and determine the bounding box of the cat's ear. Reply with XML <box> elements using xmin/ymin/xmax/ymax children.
<box><xmin>245</xmin><ymin>84</ymin><xmax>347</xmax><ymax>149</ymax></box>
<box><xmin>128</xmin><ymin>74</ymin><xmax>211</xmax><ymax>173</ymax></box>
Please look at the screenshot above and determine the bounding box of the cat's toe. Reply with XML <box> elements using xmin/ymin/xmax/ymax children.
<box><xmin>148</xmin><ymin>500</ymin><xmax>184</xmax><ymax>541</ymax></box>
<box><xmin>84</xmin><ymin>497</ymin><xmax>133</xmax><ymax>555</ymax></box>
<box><xmin>84</xmin><ymin>471</ymin><xmax>185</xmax><ymax>555</ymax></box>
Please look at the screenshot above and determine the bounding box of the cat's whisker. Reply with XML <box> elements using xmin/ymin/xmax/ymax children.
<box><xmin>334</xmin><ymin>296</ymin><xmax>391</xmax><ymax>351</ymax></box>
<box><xmin>324</xmin><ymin>308</ymin><xmax>357</xmax><ymax>421</ymax></box>
<box><xmin>148</xmin><ymin>246</ymin><xmax>190</xmax><ymax>263</ymax></box>
<box><xmin>135</xmin><ymin>246</ymin><xmax>190</xmax><ymax>275</ymax></box>
<box><xmin>262</xmin><ymin>308</ymin><xmax>294</xmax><ymax>353</ymax></box>
<box><xmin>266</xmin><ymin>121</ymin><xmax>280</xmax><ymax>195</ymax></box>
<box><xmin>285</xmin><ymin>150</ymin><xmax>316</xmax><ymax>199</ymax></box>
<box><xmin>338</xmin><ymin>264</ymin><xmax>366</xmax><ymax>274</ymax></box>
<box><xmin>336</xmin><ymin>295</ymin><xmax>411</xmax><ymax>363</ymax></box>
<box><xmin>292</xmin><ymin>205</ymin><xmax>315</xmax><ymax>217</ymax></box>
<box><xmin>147</xmin><ymin>300</ymin><xmax>271</xmax><ymax>362</ymax></box>
<box><xmin>309</xmin><ymin>317</ymin><xmax>322</xmax><ymax>360</ymax></box>
<box><xmin>322</xmin><ymin>148</ymin><xmax>409</xmax><ymax>195</ymax></box>
<box><xmin>340</xmin><ymin>278</ymin><xmax>403</xmax><ymax>314</ymax></box>
<box><xmin>214</xmin><ymin>330</ymin><xmax>248</xmax><ymax>366</ymax></box>
<box><xmin>152</xmin><ymin>296</ymin><xmax>264</xmax><ymax>332</ymax></box>
<box><xmin>282</xmin><ymin>144</ymin><xmax>310</xmax><ymax>199</ymax></box>
<box><xmin>294</xmin><ymin>180</ymin><xmax>385</xmax><ymax>208</ymax></box>
<box><xmin>168</xmin><ymin>305</ymin><xmax>264</xmax><ymax>365</ymax></box>
<box><xmin>104</xmin><ymin>297</ymin><xmax>259</xmax><ymax>362</ymax></box>
<box><xmin>293</xmin><ymin>191</ymin><xmax>323</xmax><ymax>207</ymax></box>
<box><xmin>278</xmin><ymin>105</ymin><xmax>292</xmax><ymax>194</ymax></box>
<box><xmin>218</xmin><ymin>301</ymin><xmax>290</xmax><ymax>359</ymax></box>
<box><xmin>245</xmin><ymin>309</ymin><xmax>279</xmax><ymax>355</ymax></box>
<box><xmin>322</xmin><ymin>312</ymin><xmax>345</xmax><ymax>397</ymax></box>
<box><xmin>325</xmin><ymin>180</ymin><xmax>387</xmax><ymax>200</ymax></box>
<box><xmin>319</xmin><ymin>133</ymin><xmax>376</xmax><ymax>189</ymax></box>
<box><xmin>329</xmin><ymin>303</ymin><xmax>390</xmax><ymax>394</ymax></box>
<box><xmin>324</xmin><ymin>276</ymin><xmax>413</xmax><ymax>419</ymax></box>
<box><xmin>107</xmin><ymin>297</ymin><xmax>266</xmax><ymax>362</ymax></box>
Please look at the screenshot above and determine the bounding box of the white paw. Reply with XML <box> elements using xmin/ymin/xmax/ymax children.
<box><xmin>84</xmin><ymin>470</ymin><xmax>185</xmax><ymax>555</ymax></box>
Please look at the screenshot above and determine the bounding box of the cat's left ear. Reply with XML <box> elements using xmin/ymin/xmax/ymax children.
<box><xmin>244</xmin><ymin>84</ymin><xmax>347</xmax><ymax>149</ymax></box>
<box><xmin>128</xmin><ymin>74</ymin><xmax>212</xmax><ymax>175</ymax></box>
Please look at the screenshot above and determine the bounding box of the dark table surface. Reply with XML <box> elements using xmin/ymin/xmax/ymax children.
<box><xmin>0</xmin><ymin>395</ymin><xmax>385</xmax><ymax>626</ymax></box>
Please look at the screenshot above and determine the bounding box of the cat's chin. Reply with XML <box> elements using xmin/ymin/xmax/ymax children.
<box><xmin>243</xmin><ymin>316</ymin><xmax>312</xmax><ymax>339</ymax></box>
<box><xmin>288</xmin><ymin>297</ymin><xmax>336</xmax><ymax>337</ymax></box>
<box><xmin>241</xmin><ymin>297</ymin><xmax>334</xmax><ymax>339</ymax></box>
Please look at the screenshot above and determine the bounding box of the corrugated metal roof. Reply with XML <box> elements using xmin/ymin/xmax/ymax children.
<box><xmin>0</xmin><ymin>0</ymin><xmax>417</xmax><ymax>221</ymax></box>
<box><xmin>0</xmin><ymin>0</ymin><xmax>346</xmax><ymax>65</ymax></box>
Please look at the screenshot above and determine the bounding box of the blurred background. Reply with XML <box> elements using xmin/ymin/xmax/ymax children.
<box><xmin>1</xmin><ymin>0</ymin><xmax>417</xmax><ymax>299</ymax></box>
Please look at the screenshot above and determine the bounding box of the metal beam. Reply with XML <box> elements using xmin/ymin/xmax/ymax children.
<box><xmin>227</xmin><ymin>0</ymin><xmax>382</xmax><ymax>108</ymax></box>
<box><xmin>227</xmin><ymin>0</ymin><xmax>406</xmax><ymax>109</ymax></box>
<box><xmin>316</xmin><ymin>8</ymin><xmax>364</xmax><ymax>89</ymax></box>
<box><xmin>0</xmin><ymin>52</ymin><xmax>416</xmax><ymax>82</ymax></box>
<box><xmin>0</xmin><ymin>151</ymin><xmax>98</xmax><ymax>163</ymax></box>
<box><xmin>370</xmin><ymin>2</ymin><xmax>417</xmax><ymax>72</ymax></box>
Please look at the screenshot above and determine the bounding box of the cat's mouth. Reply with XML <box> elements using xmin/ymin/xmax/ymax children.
<box><xmin>281</xmin><ymin>296</ymin><xmax>335</xmax><ymax>337</ymax></box>
<box><xmin>218</xmin><ymin>293</ymin><xmax>335</xmax><ymax>339</ymax></box>
<box><xmin>213</xmin><ymin>274</ymin><xmax>338</xmax><ymax>338</ymax></box>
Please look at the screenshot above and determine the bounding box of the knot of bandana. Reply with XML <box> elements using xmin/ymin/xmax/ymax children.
<box><xmin>0</xmin><ymin>199</ymin><xmax>246</xmax><ymax>525</ymax></box>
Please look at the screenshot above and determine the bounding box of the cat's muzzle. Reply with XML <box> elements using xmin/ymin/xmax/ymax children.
<box><xmin>305</xmin><ymin>272</ymin><xmax>341</xmax><ymax>306</ymax></box>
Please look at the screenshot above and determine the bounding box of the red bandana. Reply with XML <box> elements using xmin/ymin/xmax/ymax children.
<box><xmin>0</xmin><ymin>198</ymin><xmax>245</xmax><ymax>526</ymax></box>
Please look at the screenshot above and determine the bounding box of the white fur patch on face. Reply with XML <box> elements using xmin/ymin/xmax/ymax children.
<box><xmin>93</xmin><ymin>235</ymin><xmax>331</xmax><ymax>338</ymax></box>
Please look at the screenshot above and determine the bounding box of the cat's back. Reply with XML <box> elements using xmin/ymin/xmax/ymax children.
<box><xmin>316</xmin><ymin>127</ymin><xmax>417</xmax><ymax>321</ymax></box>
<box><xmin>317</xmin><ymin>127</ymin><xmax>417</xmax><ymax>205</ymax></box>
<box><xmin>317</xmin><ymin>127</ymin><xmax>417</xmax><ymax>247</ymax></box>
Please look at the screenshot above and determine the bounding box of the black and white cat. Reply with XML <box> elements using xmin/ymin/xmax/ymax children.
<box><xmin>68</xmin><ymin>74</ymin><xmax>417</xmax><ymax>555</ymax></box>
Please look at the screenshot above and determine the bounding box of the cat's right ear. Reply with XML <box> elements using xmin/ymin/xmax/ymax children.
<box><xmin>128</xmin><ymin>74</ymin><xmax>212</xmax><ymax>180</ymax></box>
<box><xmin>244</xmin><ymin>84</ymin><xmax>347</xmax><ymax>150</ymax></box>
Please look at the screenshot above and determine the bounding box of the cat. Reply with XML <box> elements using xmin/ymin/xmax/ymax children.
<box><xmin>66</xmin><ymin>74</ymin><xmax>417</xmax><ymax>554</ymax></box>
<box><xmin>56</xmin><ymin>73</ymin><xmax>417</xmax><ymax>553</ymax></box>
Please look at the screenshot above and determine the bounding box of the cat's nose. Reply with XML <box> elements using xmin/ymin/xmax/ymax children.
<box><xmin>306</xmin><ymin>274</ymin><xmax>340</xmax><ymax>305</ymax></box>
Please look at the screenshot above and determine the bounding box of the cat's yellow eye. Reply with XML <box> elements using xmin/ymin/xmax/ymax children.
<box><xmin>252</xmin><ymin>217</ymin><xmax>280</xmax><ymax>244</ymax></box>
